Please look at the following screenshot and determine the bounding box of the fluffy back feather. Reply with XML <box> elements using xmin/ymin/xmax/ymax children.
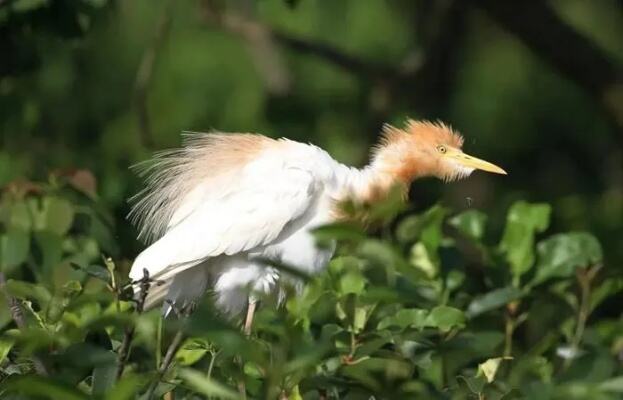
<box><xmin>128</xmin><ymin>132</ymin><xmax>276</xmax><ymax>243</ymax></box>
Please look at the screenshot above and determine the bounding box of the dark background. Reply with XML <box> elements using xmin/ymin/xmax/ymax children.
<box><xmin>1</xmin><ymin>0</ymin><xmax>622</xmax><ymax>264</ymax></box>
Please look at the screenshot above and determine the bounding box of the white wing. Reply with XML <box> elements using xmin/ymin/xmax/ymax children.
<box><xmin>129</xmin><ymin>158</ymin><xmax>320</xmax><ymax>283</ymax></box>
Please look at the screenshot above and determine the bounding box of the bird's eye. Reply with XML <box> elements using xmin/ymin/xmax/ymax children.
<box><xmin>437</xmin><ymin>145</ymin><xmax>447</xmax><ymax>154</ymax></box>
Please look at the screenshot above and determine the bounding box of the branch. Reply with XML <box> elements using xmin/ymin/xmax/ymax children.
<box><xmin>115</xmin><ymin>268</ymin><xmax>152</xmax><ymax>380</ymax></box>
<box><xmin>0</xmin><ymin>272</ymin><xmax>49</xmax><ymax>376</ymax></box>
<box><xmin>270</xmin><ymin>30</ymin><xmax>398</xmax><ymax>79</ymax></box>
<box><xmin>469</xmin><ymin>0</ymin><xmax>623</xmax><ymax>135</ymax></box>
<box><xmin>199</xmin><ymin>0</ymin><xmax>399</xmax><ymax>81</ymax></box>
<box><xmin>145</xmin><ymin>322</ymin><xmax>185</xmax><ymax>399</ymax></box>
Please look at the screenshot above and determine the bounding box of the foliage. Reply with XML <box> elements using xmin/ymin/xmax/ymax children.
<box><xmin>0</xmin><ymin>177</ymin><xmax>621</xmax><ymax>400</ymax></box>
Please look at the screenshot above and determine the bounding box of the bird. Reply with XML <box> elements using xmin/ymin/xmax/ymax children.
<box><xmin>128</xmin><ymin>119</ymin><xmax>506</xmax><ymax>329</ymax></box>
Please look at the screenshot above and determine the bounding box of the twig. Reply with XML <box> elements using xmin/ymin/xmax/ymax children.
<box><xmin>145</xmin><ymin>325</ymin><xmax>185</xmax><ymax>400</ymax></box>
<box><xmin>200</xmin><ymin>0</ymin><xmax>398</xmax><ymax>81</ymax></box>
<box><xmin>564</xmin><ymin>265</ymin><xmax>601</xmax><ymax>368</ymax></box>
<box><xmin>116</xmin><ymin>268</ymin><xmax>152</xmax><ymax>380</ymax></box>
<box><xmin>134</xmin><ymin>0</ymin><xmax>175</xmax><ymax>148</ymax></box>
<box><xmin>0</xmin><ymin>272</ymin><xmax>49</xmax><ymax>376</ymax></box>
<box><xmin>503</xmin><ymin>301</ymin><xmax>519</xmax><ymax>357</ymax></box>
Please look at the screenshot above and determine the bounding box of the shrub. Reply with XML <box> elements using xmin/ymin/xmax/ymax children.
<box><xmin>0</xmin><ymin>176</ymin><xmax>621</xmax><ymax>399</ymax></box>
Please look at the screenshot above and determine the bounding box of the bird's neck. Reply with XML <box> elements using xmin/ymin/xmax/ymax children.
<box><xmin>334</xmin><ymin>144</ymin><xmax>424</xmax><ymax>209</ymax></box>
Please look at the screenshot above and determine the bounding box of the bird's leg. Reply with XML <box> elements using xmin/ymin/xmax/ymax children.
<box><xmin>237</xmin><ymin>297</ymin><xmax>258</xmax><ymax>399</ymax></box>
<box><xmin>243</xmin><ymin>296</ymin><xmax>257</xmax><ymax>336</ymax></box>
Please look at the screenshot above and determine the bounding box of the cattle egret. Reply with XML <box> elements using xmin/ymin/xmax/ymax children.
<box><xmin>128</xmin><ymin>119</ymin><xmax>506</xmax><ymax>325</ymax></box>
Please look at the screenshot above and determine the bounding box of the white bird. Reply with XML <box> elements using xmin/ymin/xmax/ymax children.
<box><xmin>128</xmin><ymin>119</ymin><xmax>506</xmax><ymax>328</ymax></box>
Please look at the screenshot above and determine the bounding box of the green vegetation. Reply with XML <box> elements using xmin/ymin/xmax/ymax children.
<box><xmin>0</xmin><ymin>177</ymin><xmax>621</xmax><ymax>399</ymax></box>
<box><xmin>1</xmin><ymin>0</ymin><xmax>622</xmax><ymax>398</ymax></box>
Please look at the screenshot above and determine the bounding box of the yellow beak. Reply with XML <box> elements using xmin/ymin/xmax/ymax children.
<box><xmin>446</xmin><ymin>149</ymin><xmax>507</xmax><ymax>175</ymax></box>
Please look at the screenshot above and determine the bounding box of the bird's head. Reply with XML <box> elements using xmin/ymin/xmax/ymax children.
<box><xmin>373</xmin><ymin>119</ymin><xmax>506</xmax><ymax>183</ymax></box>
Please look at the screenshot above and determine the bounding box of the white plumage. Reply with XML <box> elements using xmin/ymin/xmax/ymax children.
<box><xmin>129</xmin><ymin>133</ymin><xmax>356</xmax><ymax>314</ymax></box>
<box><xmin>128</xmin><ymin>121</ymin><xmax>506</xmax><ymax>315</ymax></box>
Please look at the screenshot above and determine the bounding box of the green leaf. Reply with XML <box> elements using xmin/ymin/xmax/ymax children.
<box><xmin>409</xmin><ymin>243</ymin><xmax>437</xmax><ymax>279</ymax></box>
<box><xmin>401</xmin><ymin>206</ymin><xmax>447</xmax><ymax>279</ymax></box>
<box><xmin>499</xmin><ymin>201</ymin><xmax>551</xmax><ymax>280</ymax></box>
<box><xmin>477</xmin><ymin>357</ymin><xmax>512</xmax><ymax>383</ymax></box>
<box><xmin>353</xmin><ymin>306</ymin><xmax>368</xmax><ymax>332</ymax></box>
<box><xmin>449</xmin><ymin>209</ymin><xmax>488</xmax><ymax>241</ymax></box>
<box><xmin>0</xmin><ymin>336</ymin><xmax>15</xmax><ymax>363</ymax></box>
<box><xmin>34</xmin><ymin>230</ymin><xmax>63</xmax><ymax>273</ymax></box>
<box><xmin>11</xmin><ymin>0</ymin><xmax>49</xmax><ymax>13</ymax></box>
<box><xmin>71</xmin><ymin>263</ymin><xmax>110</xmax><ymax>282</ymax></box>
<box><xmin>5</xmin><ymin>280</ymin><xmax>52</xmax><ymax>304</ymax></box>
<box><xmin>104</xmin><ymin>375</ymin><xmax>142</xmax><ymax>400</ymax></box>
<box><xmin>39</xmin><ymin>196</ymin><xmax>75</xmax><ymax>235</ymax></box>
<box><xmin>466</xmin><ymin>286</ymin><xmax>524</xmax><ymax>318</ymax></box>
<box><xmin>176</xmin><ymin>338</ymin><xmax>210</xmax><ymax>366</ymax></box>
<box><xmin>313</xmin><ymin>222</ymin><xmax>367</xmax><ymax>244</ymax></box>
<box><xmin>424</xmin><ymin>306</ymin><xmax>465</xmax><ymax>331</ymax></box>
<box><xmin>420</xmin><ymin>206</ymin><xmax>447</xmax><ymax>261</ymax></box>
<box><xmin>92</xmin><ymin>360</ymin><xmax>117</xmax><ymax>396</ymax></box>
<box><xmin>0</xmin><ymin>229</ymin><xmax>30</xmax><ymax>272</ymax></box>
<box><xmin>179</xmin><ymin>368</ymin><xmax>242</xmax><ymax>400</ymax></box>
<box><xmin>457</xmin><ymin>375</ymin><xmax>486</xmax><ymax>395</ymax></box>
<box><xmin>377</xmin><ymin>308</ymin><xmax>428</xmax><ymax>330</ymax></box>
<box><xmin>5</xmin><ymin>375</ymin><xmax>88</xmax><ymax>400</ymax></box>
<box><xmin>396</xmin><ymin>215</ymin><xmax>422</xmax><ymax>244</ymax></box>
<box><xmin>58</xmin><ymin>343</ymin><xmax>116</xmax><ymax>367</ymax></box>
<box><xmin>532</xmin><ymin>232</ymin><xmax>603</xmax><ymax>285</ymax></box>
<box><xmin>357</xmin><ymin>239</ymin><xmax>406</xmax><ymax>270</ymax></box>
<box><xmin>8</xmin><ymin>202</ymin><xmax>32</xmax><ymax>231</ymax></box>
<box><xmin>590</xmin><ymin>278</ymin><xmax>623</xmax><ymax>312</ymax></box>
<box><xmin>339</xmin><ymin>272</ymin><xmax>366</xmax><ymax>295</ymax></box>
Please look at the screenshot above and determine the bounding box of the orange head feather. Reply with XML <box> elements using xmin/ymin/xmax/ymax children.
<box><xmin>372</xmin><ymin>119</ymin><xmax>505</xmax><ymax>184</ymax></box>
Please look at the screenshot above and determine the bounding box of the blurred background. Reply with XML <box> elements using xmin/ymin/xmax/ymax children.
<box><xmin>1</xmin><ymin>0</ymin><xmax>622</xmax><ymax>264</ymax></box>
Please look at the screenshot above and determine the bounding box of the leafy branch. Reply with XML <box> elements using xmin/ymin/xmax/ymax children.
<box><xmin>0</xmin><ymin>272</ymin><xmax>49</xmax><ymax>376</ymax></box>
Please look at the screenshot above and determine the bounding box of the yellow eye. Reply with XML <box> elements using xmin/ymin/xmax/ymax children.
<box><xmin>437</xmin><ymin>145</ymin><xmax>447</xmax><ymax>154</ymax></box>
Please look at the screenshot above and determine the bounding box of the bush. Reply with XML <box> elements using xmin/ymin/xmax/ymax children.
<box><xmin>0</xmin><ymin>176</ymin><xmax>622</xmax><ymax>399</ymax></box>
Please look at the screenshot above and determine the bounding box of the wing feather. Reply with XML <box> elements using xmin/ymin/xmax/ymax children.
<box><xmin>129</xmin><ymin>157</ymin><xmax>320</xmax><ymax>282</ymax></box>
<box><xmin>128</xmin><ymin>133</ymin><xmax>277</xmax><ymax>244</ymax></box>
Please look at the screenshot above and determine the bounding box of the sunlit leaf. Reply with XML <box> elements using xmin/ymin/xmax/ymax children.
<box><xmin>424</xmin><ymin>306</ymin><xmax>465</xmax><ymax>331</ymax></box>
<box><xmin>499</xmin><ymin>201</ymin><xmax>551</xmax><ymax>281</ymax></box>
<box><xmin>377</xmin><ymin>308</ymin><xmax>428</xmax><ymax>330</ymax></box>
<box><xmin>176</xmin><ymin>338</ymin><xmax>210</xmax><ymax>366</ymax></box>
<box><xmin>0</xmin><ymin>336</ymin><xmax>15</xmax><ymax>363</ymax></box>
<box><xmin>409</xmin><ymin>242</ymin><xmax>437</xmax><ymax>279</ymax></box>
<box><xmin>477</xmin><ymin>357</ymin><xmax>512</xmax><ymax>383</ymax></box>
<box><xmin>339</xmin><ymin>271</ymin><xmax>366</xmax><ymax>295</ymax></box>
<box><xmin>35</xmin><ymin>196</ymin><xmax>74</xmax><ymax>235</ymax></box>
<box><xmin>532</xmin><ymin>232</ymin><xmax>603</xmax><ymax>286</ymax></box>
<box><xmin>179</xmin><ymin>368</ymin><xmax>242</xmax><ymax>399</ymax></box>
